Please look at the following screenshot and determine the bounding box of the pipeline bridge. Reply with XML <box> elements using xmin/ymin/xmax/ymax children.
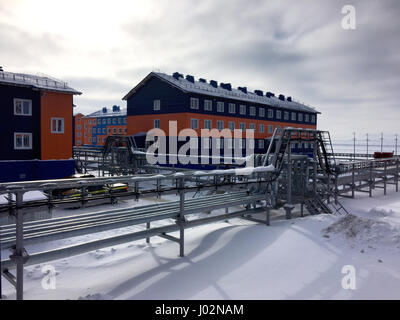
<box><xmin>1</xmin><ymin>128</ymin><xmax>399</xmax><ymax>300</ymax></box>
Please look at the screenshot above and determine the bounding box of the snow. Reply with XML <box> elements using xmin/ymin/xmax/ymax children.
<box><xmin>2</xmin><ymin>185</ymin><xmax>400</xmax><ymax>300</ymax></box>
<box><xmin>0</xmin><ymin>190</ymin><xmax>47</xmax><ymax>204</ymax></box>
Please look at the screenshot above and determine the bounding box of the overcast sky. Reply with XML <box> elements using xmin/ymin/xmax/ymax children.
<box><xmin>1</xmin><ymin>0</ymin><xmax>399</xmax><ymax>140</ymax></box>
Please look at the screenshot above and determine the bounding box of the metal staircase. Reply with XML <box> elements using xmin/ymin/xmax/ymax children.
<box><xmin>316</xmin><ymin>131</ymin><xmax>336</xmax><ymax>172</ymax></box>
<box><xmin>328</xmin><ymin>199</ymin><xmax>350</xmax><ymax>215</ymax></box>
<box><xmin>304</xmin><ymin>194</ymin><xmax>332</xmax><ymax>215</ymax></box>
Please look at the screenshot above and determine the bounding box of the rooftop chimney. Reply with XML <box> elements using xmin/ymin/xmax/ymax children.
<box><xmin>172</xmin><ymin>72</ymin><xmax>183</xmax><ymax>80</ymax></box>
<box><xmin>238</xmin><ymin>86</ymin><xmax>247</xmax><ymax>94</ymax></box>
<box><xmin>112</xmin><ymin>105</ymin><xmax>120</xmax><ymax>112</ymax></box>
<box><xmin>287</xmin><ymin>96</ymin><xmax>292</xmax><ymax>102</ymax></box>
<box><xmin>221</xmin><ymin>83</ymin><xmax>232</xmax><ymax>91</ymax></box>
<box><xmin>279</xmin><ymin>94</ymin><xmax>285</xmax><ymax>101</ymax></box>
<box><xmin>199</xmin><ymin>78</ymin><xmax>207</xmax><ymax>83</ymax></box>
<box><xmin>102</xmin><ymin>107</ymin><xmax>107</xmax><ymax>113</ymax></box>
<box><xmin>0</xmin><ymin>66</ymin><xmax>3</xmax><ymax>72</ymax></box>
<box><xmin>254</xmin><ymin>90</ymin><xmax>263</xmax><ymax>96</ymax></box>
<box><xmin>266</xmin><ymin>92</ymin><xmax>275</xmax><ymax>98</ymax></box>
<box><xmin>186</xmin><ymin>75</ymin><xmax>195</xmax><ymax>83</ymax></box>
<box><xmin>210</xmin><ymin>80</ymin><xmax>218</xmax><ymax>88</ymax></box>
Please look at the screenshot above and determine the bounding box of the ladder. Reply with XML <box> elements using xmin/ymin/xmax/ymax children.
<box><xmin>328</xmin><ymin>199</ymin><xmax>350</xmax><ymax>215</ymax></box>
<box><xmin>304</xmin><ymin>194</ymin><xmax>332</xmax><ymax>215</ymax></box>
<box><xmin>318</xmin><ymin>131</ymin><xmax>336</xmax><ymax>166</ymax></box>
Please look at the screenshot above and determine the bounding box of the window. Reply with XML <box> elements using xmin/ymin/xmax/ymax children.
<box><xmin>204</xmin><ymin>100</ymin><xmax>212</xmax><ymax>111</ymax></box>
<box><xmin>268</xmin><ymin>109</ymin><xmax>273</xmax><ymax>118</ymax></box>
<box><xmin>51</xmin><ymin>118</ymin><xmax>64</xmax><ymax>133</ymax></box>
<box><xmin>239</xmin><ymin>105</ymin><xmax>246</xmax><ymax>115</ymax></box>
<box><xmin>118</xmin><ymin>118</ymin><xmax>121</xmax><ymax>124</ymax></box>
<box><xmin>103</xmin><ymin>128</ymin><xmax>106</xmax><ymax>134</ymax></box>
<box><xmin>250</xmin><ymin>106</ymin><xmax>256</xmax><ymax>116</ymax></box>
<box><xmin>153</xmin><ymin>99</ymin><xmax>161</xmax><ymax>111</ymax></box>
<box><xmin>113</xmin><ymin>128</ymin><xmax>116</xmax><ymax>134</ymax></box>
<box><xmin>89</xmin><ymin>120</ymin><xmax>91</xmax><ymax>125</ymax></box>
<box><xmin>107</xmin><ymin>128</ymin><xmax>111</xmax><ymax>134</ymax></box>
<box><xmin>204</xmin><ymin>119</ymin><xmax>212</xmax><ymax>130</ymax></box>
<box><xmin>291</xmin><ymin>112</ymin><xmax>296</xmax><ymax>121</ymax></box>
<box><xmin>276</xmin><ymin>110</ymin><xmax>282</xmax><ymax>119</ymax></box>
<box><xmin>228</xmin><ymin>121</ymin><xmax>235</xmax><ymax>130</ymax></box>
<box><xmin>298</xmin><ymin>113</ymin><xmax>303</xmax><ymax>122</ymax></box>
<box><xmin>249</xmin><ymin>123</ymin><xmax>255</xmax><ymax>130</ymax></box>
<box><xmin>268</xmin><ymin>125</ymin><xmax>273</xmax><ymax>134</ymax></box>
<box><xmin>112</xmin><ymin>118</ymin><xmax>116</xmax><ymax>124</ymax></box>
<box><xmin>228</xmin><ymin>103</ymin><xmax>236</xmax><ymax>114</ymax></box>
<box><xmin>259</xmin><ymin>124</ymin><xmax>264</xmax><ymax>133</ymax></box>
<box><xmin>77</xmin><ymin>140</ymin><xmax>82</xmax><ymax>145</ymax></box>
<box><xmin>77</xmin><ymin>132</ymin><xmax>81</xmax><ymax>137</ymax></box>
<box><xmin>154</xmin><ymin>119</ymin><xmax>160</xmax><ymax>128</ymax></box>
<box><xmin>190</xmin><ymin>97</ymin><xmax>199</xmax><ymax>110</ymax></box>
<box><xmin>118</xmin><ymin>128</ymin><xmax>121</xmax><ymax>133</ymax></box>
<box><xmin>217</xmin><ymin>102</ymin><xmax>224</xmax><ymax>112</ymax></box>
<box><xmin>14</xmin><ymin>133</ymin><xmax>32</xmax><ymax>149</ymax></box>
<box><xmin>124</xmin><ymin>128</ymin><xmax>127</xmax><ymax>133</ymax></box>
<box><xmin>311</xmin><ymin>115</ymin><xmax>316</xmax><ymax>123</ymax></box>
<box><xmin>77</xmin><ymin>125</ymin><xmax>81</xmax><ymax>130</ymax></box>
<box><xmin>88</xmin><ymin>137</ymin><xmax>91</xmax><ymax>143</ymax></box>
<box><xmin>305</xmin><ymin>114</ymin><xmax>310</xmax><ymax>122</ymax></box>
<box><xmin>93</xmin><ymin>128</ymin><xmax>96</xmax><ymax>134</ymax></box>
<box><xmin>258</xmin><ymin>140</ymin><xmax>264</xmax><ymax>149</ymax></box>
<box><xmin>259</xmin><ymin>108</ymin><xmax>265</xmax><ymax>117</ymax></box>
<box><xmin>103</xmin><ymin>119</ymin><xmax>106</xmax><ymax>124</ymax></box>
<box><xmin>88</xmin><ymin>128</ymin><xmax>91</xmax><ymax>134</ymax></box>
<box><xmin>284</xmin><ymin>111</ymin><xmax>289</xmax><ymax>120</ymax></box>
<box><xmin>14</xmin><ymin>99</ymin><xmax>32</xmax><ymax>116</ymax></box>
<box><xmin>93</xmin><ymin>119</ymin><xmax>96</xmax><ymax>125</ymax></box>
<box><xmin>190</xmin><ymin>118</ymin><xmax>199</xmax><ymax>129</ymax></box>
<box><xmin>108</xmin><ymin>119</ymin><xmax>111</xmax><ymax>124</ymax></box>
<box><xmin>239</xmin><ymin>122</ymin><xmax>246</xmax><ymax>131</ymax></box>
<box><xmin>217</xmin><ymin>120</ymin><xmax>224</xmax><ymax>130</ymax></box>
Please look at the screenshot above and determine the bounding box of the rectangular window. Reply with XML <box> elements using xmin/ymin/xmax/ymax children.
<box><xmin>93</xmin><ymin>119</ymin><xmax>96</xmax><ymax>125</ymax></box>
<box><xmin>93</xmin><ymin>128</ymin><xmax>96</xmax><ymax>134</ymax></box>
<box><xmin>190</xmin><ymin>118</ymin><xmax>199</xmax><ymax>129</ymax></box>
<box><xmin>14</xmin><ymin>99</ymin><xmax>32</xmax><ymax>116</ymax></box>
<box><xmin>88</xmin><ymin>137</ymin><xmax>91</xmax><ymax>143</ymax></box>
<box><xmin>268</xmin><ymin>125</ymin><xmax>273</xmax><ymax>134</ymax></box>
<box><xmin>217</xmin><ymin>120</ymin><xmax>224</xmax><ymax>130</ymax></box>
<box><xmin>113</xmin><ymin>118</ymin><xmax>116</xmax><ymax>124</ymax></box>
<box><xmin>204</xmin><ymin>119</ymin><xmax>212</xmax><ymax>130</ymax></box>
<box><xmin>298</xmin><ymin>113</ymin><xmax>303</xmax><ymax>122</ymax></box>
<box><xmin>108</xmin><ymin>119</ymin><xmax>111</xmax><ymax>124</ymax></box>
<box><xmin>228</xmin><ymin>121</ymin><xmax>235</xmax><ymax>130</ymax></box>
<box><xmin>258</xmin><ymin>140</ymin><xmax>264</xmax><ymax>149</ymax></box>
<box><xmin>250</xmin><ymin>106</ymin><xmax>256</xmax><ymax>116</ymax></box>
<box><xmin>113</xmin><ymin>128</ymin><xmax>116</xmax><ymax>134</ymax></box>
<box><xmin>268</xmin><ymin>109</ymin><xmax>273</xmax><ymax>118</ymax></box>
<box><xmin>190</xmin><ymin>97</ymin><xmax>199</xmax><ymax>110</ymax></box>
<box><xmin>291</xmin><ymin>112</ymin><xmax>296</xmax><ymax>121</ymax></box>
<box><xmin>77</xmin><ymin>125</ymin><xmax>81</xmax><ymax>130</ymax></box>
<box><xmin>217</xmin><ymin>102</ymin><xmax>224</xmax><ymax>112</ymax></box>
<box><xmin>51</xmin><ymin>118</ymin><xmax>64</xmax><ymax>134</ymax></box>
<box><xmin>239</xmin><ymin>122</ymin><xmax>246</xmax><ymax>131</ymax></box>
<box><xmin>204</xmin><ymin>100</ymin><xmax>212</xmax><ymax>111</ymax></box>
<box><xmin>276</xmin><ymin>110</ymin><xmax>282</xmax><ymax>119</ymax></box>
<box><xmin>259</xmin><ymin>124</ymin><xmax>264</xmax><ymax>133</ymax></box>
<box><xmin>284</xmin><ymin>111</ymin><xmax>289</xmax><ymax>120</ymax></box>
<box><xmin>239</xmin><ymin>105</ymin><xmax>246</xmax><ymax>115</ymax></box>
<box><xmin>259</xmin><ymin>108</ymin><xmax>265</xmax><ymax>117</ymax></box>
<box><xmin>311</xmin><ymin>115</ymin><xmax>316</xmax><ymax>123</ymax></box>
<box><xmin>88</xmin><ymin>120</ymin><xmax>91</xmax><ymax>125</ymax></box>
<box><xmin>228</xmin><ymin>103</ymin><xmax>236</xmax><ymax>114</ymax></box>
<box><xmin>118</xmin><ymin>118</ymin><xmax>121</xmax><ymax>124</ymax></box>
<box><xmin>118</xmin><ymin>128</ymin><xmax>121</xmax><ymax>133</ymax></box>
<box><xmin>154</xmin><ymin>119</ymin><xmax>160</xmax><ymax>128</ymax></box>
<box><xmin>14</xmin><ymin>132</ymin><xmax>32</xmax><ymax>150</ymax></box>
<box><xmin>77</xmin><ymin>132</ymin><xmax>81</xmax><ymax>137</ymax></box>
<box><xmin>103</xmin><ymin>128</ymin><xmax>106</xmax><ymax>134</ymax></box>
<box><xmin>249</xmin><ymin>123</ymin><xmax>255</xmax><ymax>130</ymax></box>
<box><xmin>305</xmin><ymin>114</ymin><xmax>310</xmax><ymax>122</ymax></box>
<box><xmin>153</xmin><ymin>99</ymin><xmax>161</xmax><ymax>111</ymax></box>
<box><xmin>103</xmin><ymin>119</ymin><xmax>106</xmax><ymax>124</ymax></box>
<box><xmin>77</xmin><ymin>140</ymin><xmax>82</xmax><ymax>145</ymax></box>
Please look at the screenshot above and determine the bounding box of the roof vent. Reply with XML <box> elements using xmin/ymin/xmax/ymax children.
<box><xmin>199</xmin><ymin>78</ymin><xmax>207</xmax><ymax>83</ymax></box>
<box><xmin>172</xmin><ymin>72</ymin><xmax>183</xmax><ymax>80</ymax></box>
<box><xmin>0</xmin><ymin>66</ymin><xmax>3</xmax><ymax>72</ymax></box>
<box><xmin>221</xmin><ymin>83</ymin><xmax>232</xmax><ymax>91</ymax></box>
<box><xmin>254</xmin><ymin>90</ymin><xmax>263</xmax><ymax>96</ymax></box>
<box><xmin>287</xmin><ymin>96</ymin><xmax>292</xmax><ymax>102</ymax></box>
<box><xmin>238</xmin><ymin>86</ymin><xmax>247</xmax><ymax>94</ymax></box>
<box><xmin>112</xmin><ymin>105</ymin><xmax>120</xmax><ymax>112</ymax></box>
<box><xmin>186</xmin><ymin>75</ymin><xmax>195</xmax><ymax>83</ymax></box>
<box><xmin>279</xmin><ymin>94</ymin><xmax>285</xmax><ymax>101</ymax></box>
<box><xmin>102</xmin><ymin>107</ymin><xmax>107</xmax><ymax>113</ymax></box>
<box><xmin>266</xmin><ymin>92</ymin><xmax>275</xmax><ymax>98</ymax></box>
<box><xmin>210</xmin><ymin>80</ymin><xmax>218</xmax><ymax>88</ymax></box>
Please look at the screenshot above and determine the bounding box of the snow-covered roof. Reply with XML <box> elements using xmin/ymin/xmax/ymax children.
<box><xmin>84</xmin><ymin>107</ymin><xmax>126</xmax><ymax>118</ymax></box>
<box><xmin>123</xmin><ymin>71</ymin><xmax>319</xmax><ymax>114</ymax></box>
<box><xmin>0</xmin><ymin>70</ymin><xmax>81</xmax><ymax>95</ymax></box>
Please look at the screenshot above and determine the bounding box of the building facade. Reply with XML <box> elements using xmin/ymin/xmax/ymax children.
<box><xmin>0</xmin><ymin>69</ymin><xmax>81</xmax><ymax>182</ymax></box>
<box><xmin>74</xmin><ymin>105</ymin><xmax>127</xmax><ymax>147</ymax></box>
<box><xmin>123</xmin><ymin>72</ymin><xmax>319</xmax><ymax>155</ymax></box>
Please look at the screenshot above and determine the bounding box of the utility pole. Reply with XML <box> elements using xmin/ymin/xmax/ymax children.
<box><xmin>353</xmin><ymin>132</ymin><xmax>356</xmax><ymax>160</ymax></box>
<box><xmin>395</xmin><ymin>134</ymin><xmax>398</xmax><ymax>156</ymax></box>
<box><xmin>381</xmin><ymin>133</ymin><xmax>384</xmax><ymax>152</ymax></box>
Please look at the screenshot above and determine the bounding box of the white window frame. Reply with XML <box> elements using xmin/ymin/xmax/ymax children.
<box><xmin>228</xmin><ymin>121</ymin><xmax>235</xmax><ymax>130</ymax></box>
<box><xmin>291</xmin><ymin>112</ymin><xmax>296</xmax><ymax>121</ymax></box>
<box><xmin>268</xmin><ymin>109</ymin><xmax>273</xmax><ymax>118</ymax></box>
<box><xmin>249</xmin><ymin>123</ymin><xmax>255</xmax><ymax>130</ymax></box>
<box><xmin>217</xmin><ymin>102</ymin><xmax>224</xmax><ymax>113</ymax></box>
<box><xmin>14</xmin><ymin>99</ymin><xmax>32</xmax><ymax>116</ymax></box>
<box><xmin>258</xmin><ymin>140</ymin><xmax>264</xmax><ymax>149</ymax></box>
<box><xmin>276</xmin><ymin>110</ymin><xmax>282</xmax><ymax>119</ymax></box>
<box><xmin>14</xmin><ymin>132</ymin><xmax>32</xmax><ymax>150</ymax></box>
<box><xmin>239</xmin><ymin>105</ymin><xmax>246</xmax><ymax>115</ymax></box>
<box><xmin>204</xmin><ymin>100</ymin><xmax>212</xmax><ymax>111</ymax></box>
<box><xmin>298</xmin><ymin>113</ymin><xmax>303</xmax><ymax>122</ymax></box>
<box><xmin>259</xmin><ymin>108</ymin><xmax>265</xmax><ymax>117</ymax></box>
<box><xmin>51</xmin><ymin>117</ymin><xmax>64</xmax><ymax>134</ymax></box>
<box><xmin>249</xmin><ymin>106</ymin><xmax>256</xmax><ymax>116</ymax></box>
<box><xmin>228</xmin><ymin>103</ymin><xmax>236</xmax><ymax>114</ymax></box>
<box><xmin>311</xmin><ymin>115</ymin><xmax>316</xmax><ymax>123</ymax></box>
<box><xmin>204</xmin><ymin>119</ymin><xmax>212</xmax><ymax>130</ymax></box>
<box><xmin>239</xmin><ymin>122</ymin><xmax>246</xmax><ymax>131</ymax></box>
<box><xmin>190</xmin><ymin>97</ymin><xmax>199</xmax><ymax>110</ymax></box>
<box><xmin>305</xmin><ymin>114</ymin><xmax>310</xmax><ymax>123</ymax></box>
<box><xmin>154</xmin><ymin>119</ymin><xmax>160</xmax><ymax>128</ymax></box>
<box><xmin>153</xmin><ymin>99</ymin><xmax>161</xmax><ymax>111</ymax></box>
<box><xmin>217</xmin><ymin>120</ymin><xmax>224</xmax><ymax>130</ymax></box>
<box><xmin>259</xmin><ymin>124</ymin><xmax>264</xmax><ymax>133</ymax></box>
<box><xmin>284</xmin><ymin>111</ymin><xmax>289</xmax><ymax>120</ymax></box>
<box><xmin>268</xmin><ymin>125</ymin><xmax>273</xmax><ymax>134</ymax></box>
<box><xmin>190</xmin><ymin>118</ymin><xmax>199</xmax><ymax>129</ymax></box>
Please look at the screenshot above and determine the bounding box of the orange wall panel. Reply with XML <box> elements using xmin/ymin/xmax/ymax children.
<box><xmin>41</xmin><ymin>91</ymin><xmax>73</xmax><ymax>160</ymax></box>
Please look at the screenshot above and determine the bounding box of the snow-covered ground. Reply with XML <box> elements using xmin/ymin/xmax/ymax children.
<box><xmin>2</xmin><ymin>185</ymin><xmax>400</xmax><ymax>300</ymax></box>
